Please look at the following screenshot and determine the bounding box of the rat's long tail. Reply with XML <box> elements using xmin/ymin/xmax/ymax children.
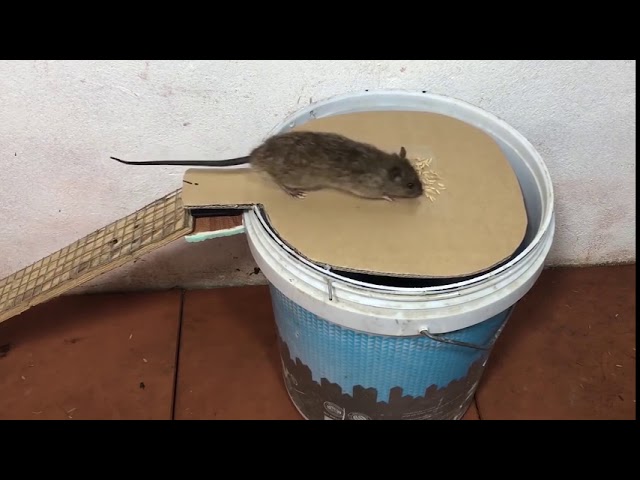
<box><xmin>110</xmin><ymin>156</ymin><xmax>251</xmax><ymax>167</ymax></box>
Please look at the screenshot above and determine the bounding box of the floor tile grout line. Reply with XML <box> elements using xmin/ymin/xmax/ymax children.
<box><xmin>474</xmin><ymin>396</ymin><xmax>484</xmax><ymax>420</ymax></box>
<box><xmin>170</xmin><ymin>289</ymin><xmax>186</xmax><ymax>420</ymax></box>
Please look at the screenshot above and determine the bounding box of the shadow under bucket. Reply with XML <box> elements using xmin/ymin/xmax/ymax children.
<box><xmin>244</xmin><ymin>90</ymin><xmax>555</xmax><ymax>420</ymax></box>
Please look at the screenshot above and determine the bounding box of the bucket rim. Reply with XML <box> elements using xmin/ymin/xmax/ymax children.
<box><xmin>247</xmin><ymin>88</ymin><xmax>555</xmax><ymax>294</ymax></box>
<box><xmin>245</xmin><ymin>210</ymin><xmax>554</xmax><ymax>334</ymax></box>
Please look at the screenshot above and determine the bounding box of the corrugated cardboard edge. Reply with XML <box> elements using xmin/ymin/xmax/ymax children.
<box><xmin>0</xmin><ymin>189</ymin><xmax>194</xmax><ymax>325</ymax></box>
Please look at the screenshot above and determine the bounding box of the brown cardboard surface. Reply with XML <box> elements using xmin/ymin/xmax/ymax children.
<box><xmin>181</xmin><ymin>111</ymin><xmax>527</xmax><ymax>278</ymax></box>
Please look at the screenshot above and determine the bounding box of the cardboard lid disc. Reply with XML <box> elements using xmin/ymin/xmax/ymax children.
<box><xmin>182</xmin><ymin>111</ymin><xmax>528</xmax><ymax>279</ymax></box>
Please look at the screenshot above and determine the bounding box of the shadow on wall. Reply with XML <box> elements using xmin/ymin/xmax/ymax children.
<box><xmin>67</xmin><ymin>234</ymin><xmax>267</xmax><ymax>295</ymax></box>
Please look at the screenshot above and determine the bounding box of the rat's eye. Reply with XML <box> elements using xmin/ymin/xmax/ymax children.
<box><xmin>407</xmin><ymin>182</ymin><xmax>414</xmax><ymax>188</ymax></box>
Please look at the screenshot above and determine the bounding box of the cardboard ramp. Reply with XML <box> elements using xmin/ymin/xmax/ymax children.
<box><xmin>0</xmin><ymin>190</ymin><xmax>195</xmax><ymax>325</ymax></box>
<box><xmin>181</xmin><ymin>110</ymin><xmax>528</xmax><ymax>279</ymax></box>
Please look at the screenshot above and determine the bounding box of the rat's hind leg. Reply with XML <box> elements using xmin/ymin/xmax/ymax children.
<box><xmin>277</xmin><ymin>177</ymin><xmax>323</xmax><ymax>199</ymax></box>
<box><xmin>279</xmin><ymin>184</ymin><xmax>307</xmax><ymax>199</ymax></box>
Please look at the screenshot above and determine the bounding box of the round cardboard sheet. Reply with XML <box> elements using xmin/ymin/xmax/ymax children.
<box><xmin>182</xmin><ymin>110</ymin><xmax>528</xmax><ymax>279</ymax></box>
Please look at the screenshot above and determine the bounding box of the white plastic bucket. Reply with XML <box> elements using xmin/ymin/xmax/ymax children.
<box><xmin>242</xmin><ymin>90</ymin><xmax>555</xmax><ymax>420</ymax></box>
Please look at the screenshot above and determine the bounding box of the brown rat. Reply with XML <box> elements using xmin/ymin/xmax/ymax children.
<box><xmin>110</xmin><ymin>130</ymin><xmax>424</xmax><ymax>201</ymax></box>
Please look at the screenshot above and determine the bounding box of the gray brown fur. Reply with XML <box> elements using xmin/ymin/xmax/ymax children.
<box><xmin>249</xmin><ymin>131</ymin><xmax>423</xmax><ymax>200</ymax></box>
<box><xmin>111</xmin><ymin>130</ymin><xmax>424</xmax><ymax>201</ymax></box>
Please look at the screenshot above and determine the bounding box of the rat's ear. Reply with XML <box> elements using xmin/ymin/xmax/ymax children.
<box><xmin>399</xmin><ymin>146</ymin><xmax>406</xmax><ymax>158</ymax></box>
<box><xmin>389</xmin><ymin>165</ymin><xmax>402</xmax><ymax>181</ymax></box>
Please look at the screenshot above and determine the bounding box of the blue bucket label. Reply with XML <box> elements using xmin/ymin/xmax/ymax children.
<box><xmin>270</xmin><ymin>285</ymin><xmax>511</xmax><ymax>420</ymax></box>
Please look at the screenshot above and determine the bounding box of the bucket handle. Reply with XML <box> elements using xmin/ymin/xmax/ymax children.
<box><xmin>419</xmin><ymin>306</ymin><xmax>514</xmax><ymax>351</ymax></box>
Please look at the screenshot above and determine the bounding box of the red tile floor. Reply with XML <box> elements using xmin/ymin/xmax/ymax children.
<box><xmin>0</xmin><ymin>264</ymin><xmax>635</xmax><ymax>420</ymax></box>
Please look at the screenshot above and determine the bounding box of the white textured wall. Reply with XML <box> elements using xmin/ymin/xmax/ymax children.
<box><xmin>0</xmin><ymin>60</ymin><xmax>635</xmax><ymax>292</ymax></box>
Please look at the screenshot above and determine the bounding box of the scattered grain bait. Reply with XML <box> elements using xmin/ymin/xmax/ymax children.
<box><xmin>411</xmin><ymin>156</ymin><xmax>445</xmax><ymax>201</ymax></box>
